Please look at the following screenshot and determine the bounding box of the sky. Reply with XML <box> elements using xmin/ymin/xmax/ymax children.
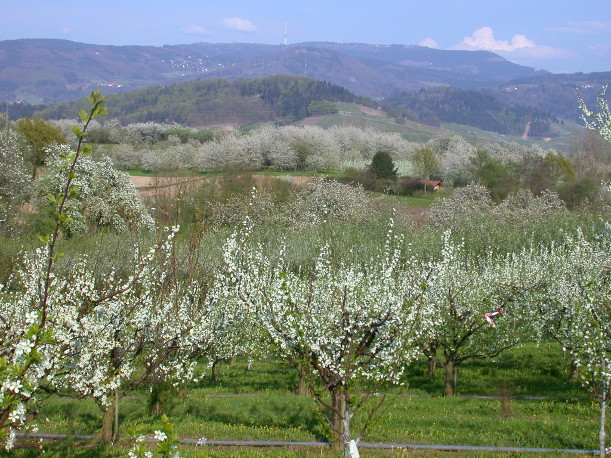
<box><xmin>2</xmin><ymin>0</ymin><xmax>611</xmax><ymax>74</ymax></box>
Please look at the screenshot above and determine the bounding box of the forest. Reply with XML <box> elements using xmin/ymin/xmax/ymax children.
<box><xmin>385</xmin><ymin>87</ymin><xmax>557</xmax><ymax>137</ymax></box>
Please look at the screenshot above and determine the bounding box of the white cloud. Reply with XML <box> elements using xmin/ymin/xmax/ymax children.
<box><xmin>419</xmin><ymin>37</ymin><xmax>439</xmax><ymax>49</ymax></box>
<box><xmin>183</xmin><ymin>24</ymin><xmax>211</xmax><ymax>36</ymax></box>
<box><xmin>221</xmin><ymin>17</ymin><xmax>257</xmax><ymax>33</ymax></box>
<box><xmin>451</xmin><ymin>26</ymin><xmax>576</xmax><ymax>70</ymax></box>
<box><xmin>545</xmin><ymin>21</ymin><xmax>611</xmax><ymax>34</ymax></box>
<box><xmin>59</xmin><ymin>27</ymin><xmax>71</xmax><ymax>34</ymax></box>
<box><xmin>454</xmin><ymin>26</ymin><xmax>535</xmax><ymax>52</ymax></box>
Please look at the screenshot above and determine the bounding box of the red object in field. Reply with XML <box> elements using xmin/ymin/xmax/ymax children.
<box><xmin>484</xmin><ymin>307</ymin><xmax>506</xmax><ymax>327</ymax></box>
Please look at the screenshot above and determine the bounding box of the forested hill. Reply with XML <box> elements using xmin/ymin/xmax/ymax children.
<box><xmin>34</xmin><ymin>75</ymin><xmax>371</xmax><ymax>126</ymax></box>
<box><xmin>486</xmin><ymin>71</ymin><xmax>611</xmax><ymax>122</ymax></box>
<box><xmin>385</xmin><ymin>87</ymin><xmax>557</xmax><ymax>137</ymax></box>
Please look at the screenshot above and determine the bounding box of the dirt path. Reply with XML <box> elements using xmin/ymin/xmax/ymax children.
<box><xmin>522</xmin><ymin>121</ymin><xmax>531</xmax><ymax>139</ymax></box>
<box><xmin>130</xmin><ymin>174</ymin><xmax>316</xmax><ymax>198</ymax></box>
<box><xmin>130</xmin><ymin>176</ymin><xmax>156</xmax><ymax>188</ymax></box>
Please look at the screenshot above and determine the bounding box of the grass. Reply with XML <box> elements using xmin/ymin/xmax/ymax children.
<box><xmin>382</xmin><ymin>193</ymin><xmax>437</xmax><ymax>209</ymax></box>
<box><xmin>11</xmin><ymin>342</ymin><xmax>603</xmax><ymax>456</ymax></box>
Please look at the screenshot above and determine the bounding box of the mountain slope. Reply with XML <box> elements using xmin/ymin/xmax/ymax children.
<box><xmin>302</xmin><ymin>42</ymin><xmax>543</xmax><ymax>81</ymax></box>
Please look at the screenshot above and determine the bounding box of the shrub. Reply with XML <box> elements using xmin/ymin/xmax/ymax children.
<box><xmin>556</xmin><ymin>178</ymin><xmax>601</xmax><ymax>209</ymax></box>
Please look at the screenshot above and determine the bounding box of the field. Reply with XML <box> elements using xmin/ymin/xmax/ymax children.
<box><xmin>12</xmin><ymin>343</ymin><xmax>602</xmax><ymax>456</ymax></box>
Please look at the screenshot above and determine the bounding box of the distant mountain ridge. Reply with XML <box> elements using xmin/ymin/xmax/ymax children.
<box><xmin>1</xmin><ymin>38</ymin><xmax>608</xmax><ymax>138</ymax></box>
<box><xmin>0</xmin><ymin>38</ymin><xmax>542</xmax><ymax>103</ymax></box>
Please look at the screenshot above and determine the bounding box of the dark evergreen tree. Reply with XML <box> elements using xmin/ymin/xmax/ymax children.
<box><xmin>369</xmin><ymin>150</ymin><xmax>398</xmax><ymax>181</ymax></box>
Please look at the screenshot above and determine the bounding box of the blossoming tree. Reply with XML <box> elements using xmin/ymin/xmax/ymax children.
<box><xmin>421</xmin><ymin>232</ymin><xmax>546</xmax><ymax>396</ymax></box>
<box><xmin>579</xmin><ymin>84</ymin><xmax>610</xmax><ymax>143</ymax></box>
<box><xmin>219</xmin><ymin>220</ymin><xmax>433</xmax><ymax>455</ymax></box>
<box><xmin>537</xmin><ymin>232</ymin><xmax>610</xmax><ymax>456</ymax></box>
<box><xmin>0</xmin><ymin>91</ymin><xmax>107</xmax><ymax>449</ymax></box>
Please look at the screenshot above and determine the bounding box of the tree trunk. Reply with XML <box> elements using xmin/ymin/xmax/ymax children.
<box><xmin>570</xmin><ymin>357</ymin><xmax>580</xmax><ymax>382</ymax></box>
<box><xmin>296</xmin><ymin>369</ymin><xmax>309</xmax><ymax>396</ymax></box>
<box><xmin>101</xmin><ymin>404</ymin><xmax>115</xmax><ymax>443</ymax></box>
<box><xmin>149</xmin><ymin>383</ymin><xmax>165</xmax><ymax>415</ymax></box>
<box><xmin>600</xmin><ymin>360</ymin><xmax>607</xmax><ymax>458</ymax></box>
<box><xmin>113</xmin><ymin>390</ymin><xmax>119</xmax><ymax>443</ymax></box>
<box><xmin>423</xmin><ymin>343</ymin><xmax>437</xmax><ymax>378</ymax></box>
<box><xmin>330</xmin><ymin>388</ymin><xmax>346</xmax><ymax>452</ymax></box>
<box><xmin>427</xmin><ymin>357</ymin><xmax>437</xmax><ymax>378</ymax></box>
<box><xmin>342</xmin><ymin>411</ymin><xmax>358</xmax><ymax>457</ymax></box>
<box><xmin>444</xmin><ymin>360</ymin><xmax>456</xmax><ymax>397</ymax></box>
<box><xmin>210</xmin><ymin>360</ymin><xmax>219</xmax><ymax>384</ymax></box>
<box><xmin>601</xmin><ymin>389</ymin><xmax>607</xmax><ymax>458</ymax></box>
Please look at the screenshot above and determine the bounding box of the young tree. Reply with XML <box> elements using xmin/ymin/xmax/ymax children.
<box><xmin>0</xmin><ymin>91</ymin><xmax>106</xmax><ymax>450</ymax></box>
<box><xmin>219</xmin><ymin>220</ymin><xmax>432</xmax><ymax>454</ymax></box>
<box><xmin>430</xmin><ymin>184</ymin><xmax>494</xmax><ymax>226</ymax></box>
<box><xmin>536</xmin><ymin>233</ymin><xmax>610</xmax><ymax>456</ymax></box>
<box><xmin>48</xmin><ymin>227</ymin><xmax>234</xmax><ymax>442</ymax></box>
<box><xmin>422</xmin><ymin>232</ymin><xmax>545</xmax><ymax>396</ymax></box>
<box><xmin>14</xmin><ymin>118</ymin><xmax>67</xmax><ymax>179</ymax></box>
<box><xmin>411</xmin><ymin>146</ymin><xmax>439</xmax><ymax>191</ymax></box>
<box><xmin>34</xmin><ymin>153</ymin><xmax>154</xmax><ymax>235</ymax></box>
<box><xmin>289</xmin><ymin>179</ymin><xmax>373</xmax><ymax>227</ymax></box>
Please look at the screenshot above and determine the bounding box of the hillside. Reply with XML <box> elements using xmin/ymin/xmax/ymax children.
<box><xmin>0</xmin><ymin>39</ymin><xmax>540</xmax><ymax>103</ymax></box>
<box><xmin>0</xmin><ymin>39</ymin><xmax>279</xmax><ymax>103</ymax></box>
<box><xmin>385</xmin><ymin>86</ymin><xmax>558</xmax><ymax>137</ymax></box>
<box><xmin>298</xmin><ymin>102</ymin><xmax>576</xmax><ymax>152</ymax></box>
<box><xmin>32</xmin><ymin>75</ymin><xmax>370</xmax><ymax>126</ymax></box>
<box><xmin>484</xmin><ymin>71</ymin><xmax>611</xmax><ymax>122</ymax></box>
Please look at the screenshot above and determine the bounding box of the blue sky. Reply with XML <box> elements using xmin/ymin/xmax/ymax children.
<box><xmin>3</xmin><ymin>0</ymin><xmax>610</xmax><ymax>73</ymax></box>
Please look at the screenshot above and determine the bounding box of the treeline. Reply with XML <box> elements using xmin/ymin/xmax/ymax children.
<box><xmin>32</xmin><ymin>75</ymin><xmax>370</xmax><ymax>126</ymax></box>
<box><xmin>0</xmin><ymin>101</ymin><xmax>41</xmax><ymax>121</ymax></box>
<box><xmin>385</xmin><ymin>87</ymin><xmax>557</xmax><ymax>137</ymax></box>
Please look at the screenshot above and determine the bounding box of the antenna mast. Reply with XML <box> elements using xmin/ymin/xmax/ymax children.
<box><xmin>284</xmin><ymin>22</ymin><xmax>287</xmax><ymax>46</ymax></box>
